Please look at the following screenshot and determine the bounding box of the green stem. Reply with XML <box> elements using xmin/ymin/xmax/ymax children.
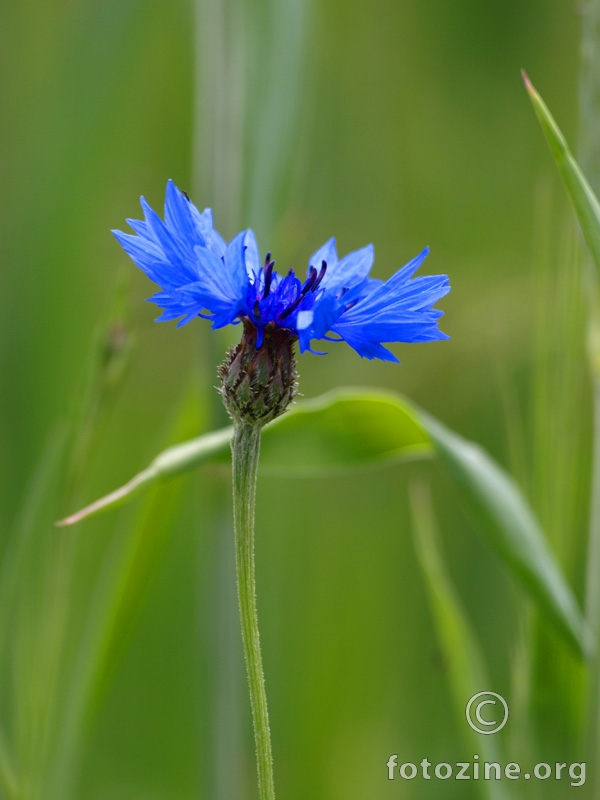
<box><xmin>231</xmin><ymin>421</ymin><xmax>275</xmax><ymax>800</ymax></box>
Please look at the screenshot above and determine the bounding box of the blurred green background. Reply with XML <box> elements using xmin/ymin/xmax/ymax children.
<box><xmin>0</xmin><ymin>0</ymin><xmax>591</xmax><ymax>798</ymax></box>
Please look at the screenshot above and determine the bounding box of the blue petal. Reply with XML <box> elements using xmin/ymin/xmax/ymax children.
<box><xmin>112</xmin><ymin>230</ymin><xmax>179</xmax><ymax>288</ymax></box>
<box><xmin>244</xmin><ymin>229</ymin><xmax>261</xmax><ymax>278</ymax></box>
<box><xmin>164</xmin><ymin>179</ymin><xmax>205</xmax><ymax>252</ymax></box>
<box><xmin>337</xmin><ymin>276</ymin><xmax>382</xmax><ymax>306</ymax></box>
<box><xmin>191</xmin><ymin>246</ymin><xmax>246</xmax><ymax>311</ymax></box>
<box><xmin>376</xmin><ymin>275</ymin><xmax>450</xmax><ymax>309</ymax></box>
<box><xmin>223</xmin><ymin>231</ymin><xmax>251</xmax><ymax>299</ymax></box>
<box><xmin>328</xmin><ymin>324</ymin><xmax>401</xmax><ymax>361</ymax></box>
<box><xmin>308</xmin><ymin>293</ymin><xmax>344</xmax><ymax>338</ymax></box>
<box><xmin>114</xmin><ymin>181</ymin><xmax>450</xmax><ymax>360</ymax></box>
<box><xmin>310</xmin><ymin>247</ymin><xmax>449</xmax><ymax>359</ymax></box>
<box><xmin>334</xmin><ymin>318</ymin><xmax>449</xmax><ymax>343</ymax></box>
<box><xmin>112</xmin><ymin>229</ymin><xmax>163</xmax><ymax>265</ymax></box>
<box><xmin>345</xmin><ymin>277</ymin><xmax>450</xmax><ymax>324</ymax></box>
<box><xmin>296</xmin><ymin>310</ymin><xmax>315</xmax><ymax>353</ymax></box>
<box><xmin>352</xmin><ymin>248</ymin><xmax>430</xmax><ymax>313</ymax></box>
<box><xmin>140</xmin><ymin>197</ymin><xmax>198</xmax><ymax>284</ymax></box>
<box><xmin>125</xmin><ymin>218</ymin><xmax>151</xmax><ymax>237</ymax></box>
<box><xmin>149</xmin><ymin>278</ymin><xmax>238</xmax><ymax>325</ymax></box>
<box><xmin>322</xmin><ymin>243</ymin><xmax>374</xmax><ymax>294</ymax></box>
<box><xmin>190</xmin><ymin>205</ymin><xmax>227</xmax><ymax>257</ymax></box>
<box><xmin>176</xmin><ymin>313</ymin><xmax>202</xmax><ymax>327</ymax></box>
<box><xmin>308</xmin><ymin>237</ymin><xmax>338</xmax><ymax>273</ymax></box>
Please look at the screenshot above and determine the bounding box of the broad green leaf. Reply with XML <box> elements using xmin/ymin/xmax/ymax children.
<box><xmin>58</xmin><ymin>386</ymin><xmax>591</xmax><ymax>658</ymax></box>
<box><xmin>57</xmin><ymin>389</ymin><xmax>432</xmax><ymax>525</ymax></box>
<box><xmin>213</xmin><ymin>387</ymin><xmax>433</xmax><ymax>474</ymax></box>
<box><xmin>410</xmin><ymin>480</ymin><xmax>507</xmax><ymax>800</ymax></box>
<box><xmin>418</xmin><ymin>410</ymin><xmax>594</xmax><ymax>659</ymax></box>
<box><xmin>56</xmin><ymin>427</ymin><xmax>234</xmax><ymax>526</ymax></box>
<box><xmin>523</xmin><ymin>71</ymin><xmax>600</xmax><ymax>273</ymax></box>
<box><xmin>259</xmin><ymin>388</ymin><xmax>432</xmax><ymax>475</ymax></box>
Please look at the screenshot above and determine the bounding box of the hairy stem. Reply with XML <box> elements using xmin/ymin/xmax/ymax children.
<box><xmin>231</xmin><ymin>421</ymin><xmax>275</xmax><ymax>800</ymax></box>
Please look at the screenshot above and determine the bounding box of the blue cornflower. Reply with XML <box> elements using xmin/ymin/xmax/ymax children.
<box><xmin>113</xmin><ymin>180</ymin><xmax>450</xmax><ymax>362</ymax></box>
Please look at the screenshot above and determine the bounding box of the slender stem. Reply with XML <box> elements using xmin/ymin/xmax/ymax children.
<box><xmin>231</xmin><ymin>421</ymin><xmax>275</xmax><ymax>800</ymax></box>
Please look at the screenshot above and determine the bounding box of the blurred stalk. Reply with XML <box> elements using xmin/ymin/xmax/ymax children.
<box><xmin>0</xmin><ymin>426</ymin><xmax>69</xmax><ymax>799</ymax></box>
<box><xmin>42</xmin><ymin>314</ymin><xmax>133</xmax><ymax>799</ymax></box>
<box><xmin>409</xmin><ymin>479</ymin><xmax>507</xmax><ymax>800</ymax></box>
<box><xmin>579</xmin><ymin>3</ymin><xmax>600</xmax><ymax>195</ymax></box>
<box><xmin>244</xmin><ymin>0</ymin><xmax>311</xmax><ymax>240</ymax></box>
<box><xmin>527</xmin><ymin>196</ymin><xmax>587</xmax><ymax>774</ymax></box>
<box><xmin>193</xmin><ymin>2</ymin><xmax>246</xmax><ymax>796</ymax></box>
<box><xmin>501</xmin><ymin>116</ymin><xmax>589</xmax><ymax>785</ymax></box>
<box><xmin>192</xmin><ymin>0</ymin><xmax>312</xmax><ymax>796</ymax></box>
<box><xmin>580</xmin><ymin>0</ymin><xmax>600</xmax><ymax>631</ymax></box>
<box><xmin>0</xmin><ymin>306</ymin><xmax>133</xmax><ymax>799</ymax></box>
<box><xmin>50</xmin><ymin>455</ymin><xmax>193</xmax><ymax>799</ymax></box>
<box><xmin>194</xmin><ymin>0</ymin><xmax>245</xmax><ymax>239</ymax></box>
<box><xmin>579</xmin><ymin>3</ymin><xmax>600</xmax><ymax>792</ymax></box>
<box><xmin>194</xmin><ymin>0</ymin><xmax>311</xmax><ymax>241</ymax></box>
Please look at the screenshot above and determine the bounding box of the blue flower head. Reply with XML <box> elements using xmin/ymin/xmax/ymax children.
<box><xmin>113</xmin><ymin>180</ymin><xmax>450</xmax><ymax>364</ymax></box>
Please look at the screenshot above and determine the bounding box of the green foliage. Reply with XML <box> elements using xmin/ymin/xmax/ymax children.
<box><xmin>421</xmin><ymin>410</ymin><xmax>593</xmax><ymax>658</ymax></box>
<box><xmin>58</xmin><ymin>389</ymin><xmax>432</xmax><ymax>523</ymax></box>
<box><xmin>524</xmin><ymin>72</ymin><xmax>600</xmax><ymax>276</ymax></box>
<box><xmin>409</xmin><ymin>481</ymin><xmax>507</xmax><ymax>800</ymax></box>
<box><xmin>524</xmin><ymin>65</ymin><xmax>600</xmax><ymax>790</ymax></box>
<box><xmin>0</xmin><ymin>0</ymin><xmax>589</xmax><ymax>796</ymax></box>
<box><xmin>61</xmin><ymin>387</ymin><xmax>589</xmax><ymax>660</ymax></box>
<box><xmin>260</xmin><ymin>389</ymin><xmax>432</xmax><ymax>475</ymax></box>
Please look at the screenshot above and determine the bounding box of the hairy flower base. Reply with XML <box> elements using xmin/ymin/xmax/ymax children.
<box><xmin>219</xmin><ymin>321</ymin><xmax>298</xmax><ymax>425</ymax></box>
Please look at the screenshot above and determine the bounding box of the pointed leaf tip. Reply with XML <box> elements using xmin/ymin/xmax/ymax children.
<box><xmin>524</xmin><ymin>77</ymin><xmax>600</xmax><ymax>278</ymax></box>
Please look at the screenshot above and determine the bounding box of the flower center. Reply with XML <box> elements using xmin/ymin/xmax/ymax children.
<box><xmin>246</xmin><ymin>252</ymin><xmax>328</xmax><ymax>330</ymax></box>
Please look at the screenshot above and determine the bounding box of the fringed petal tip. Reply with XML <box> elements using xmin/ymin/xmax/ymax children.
<box><xmin>114</xmin><ymin>181</ymin><xmax>450</xmax><ymax>363</ymax></box>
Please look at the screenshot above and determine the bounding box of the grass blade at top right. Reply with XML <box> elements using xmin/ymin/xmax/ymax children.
<box><xmin>524</xmin><ymin>71</ymin><xmax>600</xmax><ymax>788</ymax></box>
<box><xmin>523</xmin><ymin>72</ymin><xmax>600</xmax><ymax>273</ymax></box>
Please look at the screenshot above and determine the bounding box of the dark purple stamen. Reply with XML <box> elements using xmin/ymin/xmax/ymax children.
<box><xmin>263</xmin><ymin>260</ymin><xmax>275</xmax><ymax>298</ymax></box>
<box><xmin>279</xmin><ymin>287</ymin><xmax>307</xmax><ymax>320</ymax></box>
<box><xmin>311</xmin><ymin>260</ymin><xmax>327</xmax><ymax>292</ymax></box>
<box><xmin>279</xmin><ymin>262</ymin><xmax>328</xmax><ymax>321</ymax></box>
<box><xmin>303</xmin><ymin>266</ymin><xmax>318</xmax><ymax>293</ymax></box>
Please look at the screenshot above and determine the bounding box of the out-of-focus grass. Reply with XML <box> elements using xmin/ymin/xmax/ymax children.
<box><xmin>410</xmin><ymin>479</ymin><xmax>507</xmax><ymax>800</ymax></box>
<box><xmin>0</xmin><ymin>0</ymin><xmax>589</xmax><ymax>798</ymax></box>
<box><xmin>498</xmin><ymin>190</ymin><xmax>589</xmax><ymax>794</ymax></box>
